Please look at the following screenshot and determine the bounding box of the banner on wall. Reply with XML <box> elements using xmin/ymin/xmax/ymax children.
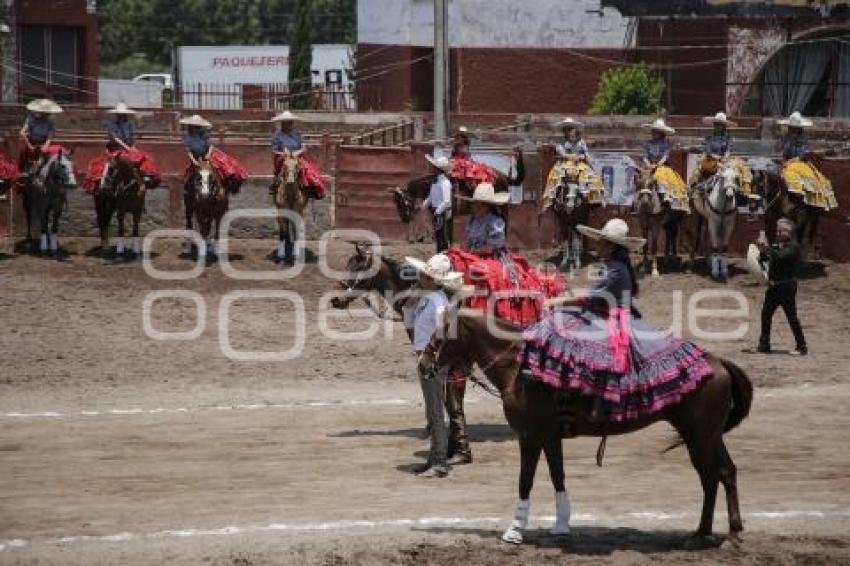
<box><xmin>591</xmin><ymin>152</ymin><xmax>639</xmax><ymax>206</ymax></box>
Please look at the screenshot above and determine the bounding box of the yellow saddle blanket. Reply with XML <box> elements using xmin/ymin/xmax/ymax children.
<box><xmin>782</xmin><ymin>159</ymin><xmax>838</xmax><ymax>211</ymax></box>
<box><xmin>647</xmin><ymin>164</ymin><xmax>689</xmax><ymax>212</ymax></box>
<box><xmin>689</xmin><ymin>156</ymin><xmax>754</xmax><ymax>197</ymax></box>
<box><xmin>543</xmin><ymin>159</ymin><xmax>605</xmax><ymax>207</ymax></box>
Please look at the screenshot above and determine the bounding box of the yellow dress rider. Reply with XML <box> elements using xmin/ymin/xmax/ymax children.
<box><xmin>541</xmin><ymin>117</ymin><xmax>605</xmax><ymax>212</ymax></box>
<box><xmin>641</xmin><ymin>118</ymin><xmax>689</xmax><ymax>213</ymax></box>
<box><xmin>777</xmin><ymin>112</ymin><xmax>838</xmax><ymax>211</ymax></box>
<box><xmin>690</xmin><ymin>112</ymin><xmax>756</xmax><ymax>201</ymax></box>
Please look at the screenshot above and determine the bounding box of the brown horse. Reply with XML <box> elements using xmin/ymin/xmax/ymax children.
<box><xmin>752</xmin><ymin>165</ymin><xmax>825</xmax><ymax>259</ymax></box>
<box><xmin>391</xmin><ymin>148</ymin><xmax>525</xmax><ymax>226</ymax></box>
<box><xmin>19</xmin><ymin>152</ymin><xmax>70</xmax><ymax>256</ymax></box>
<box><xmin>184</xmin><ymin>161</ymin><xmax>228</xmax><ymax>260</ymax></box>
<box><xmin>95</xmin><ymin>155</ymin><xmax>146</xmax><ymax>258</ymax></box>
<box><xmin>635</xmin><ymin>176</ymin><xmax>686</xmax><ymax>277</ymax></box>
<box><xmin>272</xmin><ymin>150</ymin><xmax>308</xmax><ymax>263</ymax></box>
<box><xmin>421</xmin><ymin>309</ymin><xmax>752</xmax><ymax>545</ymax></box>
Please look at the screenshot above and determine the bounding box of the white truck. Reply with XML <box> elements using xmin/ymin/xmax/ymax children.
<box><xmin>171</xmin><ymin>44</ymin><xmax>353</xmax><ymax>110</ymax></box>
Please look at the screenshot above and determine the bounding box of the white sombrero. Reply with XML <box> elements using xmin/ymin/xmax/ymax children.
<box><xmin>458</xmin><ymin>182</ymin><xmax>511</xmax><ymax>205</ymax></box>
<box><xmin>26</xmin><ymin>98</ymin><xmax>63</xmax><ymax>114</ymax></box>
<box><xmin>559</xmin><ymin>116</ymin><xmax>583</xmax><ymax>128</ymax></box>
<box><xmin>425</xmin><ymin>154</ymin><xmax>452</xmax><ymax>172</ymax></box>
<box><xmin>455</xmin><ymin>126</ymin><xmax>469</xmax><ymax>135</ymax></box>
<box><xmin>404</xmin><ymin>253</ymin><xmax>466</xmax><ymax>290</ymax></box>
<box><xmin>703</xmin><ymin>112</ymin><xmax>736</xmax><ymax>127</ymax></box>
<box><xmin>576</xmin><ymin>218</ymin><xmax>646</xmax><ymax>252</ymax></box>
<box><xmin>642</xmin><ymin>118</ymin><xmax>675</xmax><ymax>135</ymax></box>
<box><xmin>777</xmin><ymin>111</ymin><xmax>813</xmax><ymax>128</ymax></box>
<box><xmin>107</xmin><ymin>102</ymin><xmax>137</xmax><ymax>115</ymax></box>
<box><xmin>271</xmin><ymin>110</ymin><xmax>298</xmax><ymax>122</ymax></box>
<box><xmin>746</xmin><ymin>243</ymin><xmax>769</xmax><ymax>284</ymax></box>
<box><xmin>179</xmin><ymin>114</ymin><xmax>212</xmax><ymax>129</ymax></box>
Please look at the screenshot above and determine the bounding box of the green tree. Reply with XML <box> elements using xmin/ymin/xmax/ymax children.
<box><xmin>589</xmin><ymin>64</ymin><xmax>665</xmax><ymax>115</ymax></box>
<box><xmin>287</xmin><ymin>0</ymin><xmax>313</xmax><ymax>109</ymax></box>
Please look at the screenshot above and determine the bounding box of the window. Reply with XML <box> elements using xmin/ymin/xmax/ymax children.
<box><xmin>18</xmin><ymin>25</ymin><xmax>80</xmax><ymax>101</ymax></box>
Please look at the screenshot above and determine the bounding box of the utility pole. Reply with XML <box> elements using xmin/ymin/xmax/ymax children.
<box><xmin>433</xmin><ymin>0</ymin><xmax>449</xmax><ymax>140</ymax></box>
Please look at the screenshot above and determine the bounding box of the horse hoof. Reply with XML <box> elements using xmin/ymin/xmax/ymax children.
<box><xmin>683</xmin><ymin>533</ymin><xmax>720</xmax><ymax>550</ymax></box>
<box><xmin>550</xmin><ymin>524</ymin><xmax>571</xmax><ymax>537</ymax></box>
<box><xmin>501</xmin><ymin>527</ymin><xmax>523</xmax><ymax>545</ymax></box>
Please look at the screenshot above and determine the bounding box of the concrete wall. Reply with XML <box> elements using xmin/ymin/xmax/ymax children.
<box><xmin>358</xmin><ymin>0</ymin><xmax>631</xmax><ymax>48</ymax></box>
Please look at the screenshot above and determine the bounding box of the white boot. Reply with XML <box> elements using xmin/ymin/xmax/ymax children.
<box><xmin>39</xmin><ymin>234</ymin><xmax>48</xmax><ymax>252</ymax></box>
<box><xmin>197</xmin><ymin>239</ymin><xmax>207</xmax><ymax>259</ymax></box>
<box><xmin>207</xmin><ymin>240</ymin><xmax>216</xmax><ymax>257</ymax></box>
<box><xmin>502</xmin><ymin>499</ymin><xmax>530</xmax><ymax>545</ymax></box>
<box><xmin>720</xmin><ymin>255</ymin><xmax>730</xmax><ymax>280</ymax></box>
<box><xmin>710</xmin><ymin>254</ymin><xmax>721</xmax><ymax>280</ymax></box>
<box><xmin>49</xmin><ymin>234</ymin><xmax>58</xmax><ymax>253</ymax></box>
<box><xmin>277</xmin><ymin>241</ymin><xmax>286</xmax><ymax>260</ymax></box>
<box><xmin>651</xmin><ymin>258</ymin><xmax>660</xmax><ymax>278</ymax></box>
<box><xmin>293</xmin><ymin>241</ymin><xmax>303</xmax><ymax>261</ymax></box>
<box><xmin>132</xmin><ymin>237</ymin><xmax>141</xmax><ymax>256</ymax></box>
<box><xmin>551</xmin><ymin>490</ymin><xmax>571</xmax><ymax>535</ymax></box>
<box><xmin>115</xmin><ymin>237</ymin><xmax>125</xmax><ymax>256</ymax></box>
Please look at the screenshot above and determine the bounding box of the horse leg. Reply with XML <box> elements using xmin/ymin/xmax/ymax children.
<box><xmin>131</xmin><ymin>207</ymin><xmax>142</xmax><ymax>256</ymax></box>
<box><xmin>542</xmin><ymin>436</ymin><xmax>571</xmax><ymax>536</ymax></box>
<box><xmin>183</xmin><ymin>195</ymin><xmax>194</xmax><ymax>254</ymax></box>
<box><xmin>116</xmin><ymin>209</ymin><xmax>126</xmax><ymax>256</ymax></box>
<box><xmin>49</xmin><ymin>205</ymin><xmax>60</xmax><ymax>256</ymax></box>
<box><xmin>718</xmin><ymin>440</ymin><xmax>743</xmax><ymax>538</ymax></box>
<box><xmin>650</xmin><ymin>220</ymin><xmax>660</xmax><ymax>277</ymax></box>
<box><xmin>502</xmin><ymin>436</ymin><xmax>542</xmax><ymax>545</ymax></box>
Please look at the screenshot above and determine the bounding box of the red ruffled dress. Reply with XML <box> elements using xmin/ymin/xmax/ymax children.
<box><xmin>445</xmin><ymin>212</ymin><xmax>564</xmax><ymax>327</ymax></box>
<box><xmin>449</xmin><ymin>147</ymin><xmax>497</xmax><ymax>195</ymax></box>
<box><xmin>83</xmin><ymin>148</ymin><xmax>162</xmax><ymax>194</ymax></box>
<box><xmin>273</xmin><ymin>154</ymin><xmax>326</xmax><ymax>199</ymax></box>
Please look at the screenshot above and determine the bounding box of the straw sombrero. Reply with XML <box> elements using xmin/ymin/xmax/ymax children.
<box><xmin>702</xmin><ymin>112</ymin><xmax>736</xmax><ymax>127</ymax></box>
<box><xmin>559</xmin><ymin>117</ymin><xmax>583</xmax><ymax>128</ymax></box>
<box><xmin>404</xmin><ymin>254</ymin><xmax>466</xmax><ymax>290</ymax></box>
<box><xmin>107</xmin><ymin>102</ymin><xmax>137</xmax><ymax>115</ymax></box>
<box><xmin>271</xmin><ymin>110</ymin><xmax>298</xmax><ymax>122</ymax></box>
<box><xmin>457</xmin><ymin>182</ymin><xmax>511</xmax><ymax>205</ymax></box>
<box><xmin>425</xmin><ymin>154</ymin><xmax>452</xmax><ymax>172</ymax></box>
<box><xmin>576</xmin><ymin>218</ymin><xmax>646</xmax><ymax>251</ymax></box>
<box><xmin>642</xmin><ymin>118</ymin><xmax>675</xmax><ymax>135</ymax></box>
<box><xmin>26</xmin><ymin>99</ymin><xmax>63</xmax><ymax>114</ymax></box>
<box><xmin>777</xmin><ymin>111</ymin><xmax>813</xmax><ymax>128</ymax></box>
<box><xmin>179</xmin><ymin>114</ymin><xmax>212</xmax><ymax>129</ymax></box>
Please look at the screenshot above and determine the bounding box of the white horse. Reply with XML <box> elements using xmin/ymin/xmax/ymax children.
<box><xmin>693</xmin><ymin>162</ymin><xmax>739</xmax><ymax>282</ymax></box>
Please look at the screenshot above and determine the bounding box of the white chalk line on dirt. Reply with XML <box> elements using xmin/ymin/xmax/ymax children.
<box><xmin>1</xmin><ymin>509</ymin><xmax>848</xmax><ymax>553</ymax></box>
<box><xmin>0</xmin><ymin>383</ymin><xmax>840</xmax><ymax>421</ymax></box>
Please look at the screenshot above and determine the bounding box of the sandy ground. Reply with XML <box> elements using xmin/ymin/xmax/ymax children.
<box><xmin>1</xmin><ymin>237</ymin><xmax>849</xmax><ymax>565</ymax></box>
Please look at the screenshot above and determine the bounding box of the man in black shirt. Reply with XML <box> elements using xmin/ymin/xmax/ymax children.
<box><xmin>757</xmin><ymin>218</ymin><xmax>807</xmax><ymax>355</ymax></box>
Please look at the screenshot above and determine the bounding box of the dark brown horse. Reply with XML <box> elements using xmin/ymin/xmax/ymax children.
<box><xmin>95</xmin><ymin>155</ymin><xmax>146</xmax><ymax>258</ymax></box>
<box><xmin>391</xmin><ymin>148</ymin><xmax>525</xmax><ymax>226</ymax></box>
<box><xmin>184</xmin><ymin>161</ymin><xmax>228</xmax><ymax>259</ymax></box>
<box><xmin>752</xmin><ymin>165</ymin><xmax>825</xmax><ymax>258</ymax></box>
<box><xmin>421</xmin><ymin>309</ymin><xmax>752</xmax><ymax>545</ymax></box>
<box><xmin>19</xmin><ymin>152</ymin><xmax>70</xmax><ymax>256</ymax></box>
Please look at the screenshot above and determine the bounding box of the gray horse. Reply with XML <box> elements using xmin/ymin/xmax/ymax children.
<box><xmin>635</xmin><ymin>182</ymin><xmax>685</xmax><ymax>278</ymax></box>
<box><xmin>692</xmin><ymin>162</ymin><xmax>739</xmax><ymax>282</ymax></box>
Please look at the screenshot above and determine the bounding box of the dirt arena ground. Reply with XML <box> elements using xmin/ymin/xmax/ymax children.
<box><xmin>1</xmin><ymin>237</ymin><xmax>849</xmax><ymax>565</ymax></box>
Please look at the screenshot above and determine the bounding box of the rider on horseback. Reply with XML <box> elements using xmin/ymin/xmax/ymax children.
<box><xmin>180</xmin><ymin>114</ymin><xmax>247</xmax><ymax>196</ymax></box>
<box><xmin>540</xmin><ymin>117</ymin><xmax>605</xmax><ymax>214</ymax></box>
<box><xmin>268</xmin><ymin>110</ymin><xmax>326</xmax><ymax>200</ymax></box>
<box><xmin>520</xmin><ymin>218</ymin><xmax>714</xmax><ymax>424</ymax></box>
<box><xmin>777</xmin><ymin>112</ymin><xmax>838</xmax><ymax>211</ymax></box>
<box><xmin>641</xmin><ymin>118</ymin><xmax>689</xmax><ymax>213</ymax></box>
<box><xmin>19</xmin><ymin>99</ymin><xmax>66</xmax><ymax>178</ymax></box>
<box><xmin>83</xmin><ymin>103</ymin><xmax>161</xmax><ymax>194</ymax></box>
<box><xmin>447</xmin><ymin>126</ymin><xmax>497</xmax><ymax>196</ymax></box>
<box><xmin>690</xmin><ymin>112</ymin><xmax>756</xmax><ymax>202</ymax></box>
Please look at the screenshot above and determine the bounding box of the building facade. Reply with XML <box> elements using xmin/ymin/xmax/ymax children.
<box><xmin>14</xmin><ymin>0</ymin><xmax>99</xmax><ymax>105</ymax></box>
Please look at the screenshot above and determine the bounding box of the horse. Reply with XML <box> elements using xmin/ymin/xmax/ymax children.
<box><xmin>19</xmin><ymin>152</ymin><xmax>71</xmax><ymax>256</ymax></box>
<box><xmin>635</xmin><ymin>173</ymin><xmax>686</xmax><ymax>277</ymax></box>
<box><xmin>94</xmin><ymin>155</ymin><xmax>146</xmax><ymax>258</ymax></box>
<box><xmin>328</xmin><ymin>243</ymin><xmax>475</xmax><ymax>461</ymax></box>
<box><xmin>272</xmin><ymin>150</ymin><xmax>307</xmax><ymax>263</ymax></box>
<box><xmin>691</xmin><ymin>161</ymin><xmax>739</xmax><ymax>282</ymax></box>
<box><xmin>545</xmin><ymin>164</ymin><xmax>602</xmax><ymax>272</ymax></box>
<box><xmin>391</xmin><ymin>148</ymin><xmax>526</xmax><ymax>227</ymax></box>
<box><xmin>752</xmin><ymin>164</ymin><xmax>824</xmax><ymax>259</ymax></box>
<box><xmin>184</xmin><ymin>161</ymin><xmax>228</xmax><ymax>260</ymax></box>
<box><xmin>421</xmin><ymin>309</ymin><xmax>752</xmax><ymax>546</ymax></box>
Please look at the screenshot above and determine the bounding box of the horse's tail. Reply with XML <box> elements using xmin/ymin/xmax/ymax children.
<box><xmin>721</xmin><ymin>358</ymin><xmax>753</xmax><ymax>434</ymax></box>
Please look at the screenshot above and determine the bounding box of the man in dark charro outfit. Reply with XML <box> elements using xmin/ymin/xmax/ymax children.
<box><xmin>756</xmin><ymin>217</ymin><xmax>807</xmax><ymax>356</ymax></box>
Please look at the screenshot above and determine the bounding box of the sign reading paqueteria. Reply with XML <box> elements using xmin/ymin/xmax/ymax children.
<box><xmin>591</xmin><ymin>152</ymin><xmax>640</xmax><ymax>206</ymax></box>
